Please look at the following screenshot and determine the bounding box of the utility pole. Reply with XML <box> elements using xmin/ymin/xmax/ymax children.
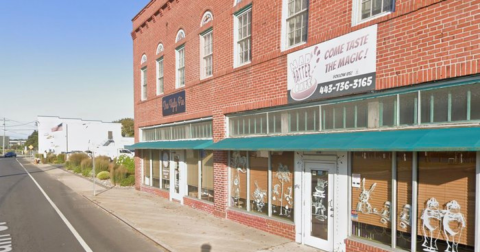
<box><xmin>2</xmin><ymin>118</ymin><xmax>5</xmax><ymax>156</ymax></box>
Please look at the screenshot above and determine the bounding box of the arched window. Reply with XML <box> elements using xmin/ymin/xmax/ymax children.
<box><xmin>141</xmin><ymin>54</ymin><xmax>147</xmax><ymax>64</ymax></box>
<box><xmin>156</xmin><ymin>43</ymin><xmax>164</xmax><ymax>55</ymax></box>
<box><xmin>175</xmin><ymin>29</ymin><xmax>185</xmax><ymax>43</ymax></box>
<box><xmin>201</xmin><ymin>11</ymin><xmax>213</xmax><ymax>26</ymax></box>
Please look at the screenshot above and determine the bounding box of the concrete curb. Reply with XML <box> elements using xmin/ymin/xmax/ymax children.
<box><xmin>81</xmin><ymin>195</ymin><xmax>175</xmax><ymax>252</ymax></box>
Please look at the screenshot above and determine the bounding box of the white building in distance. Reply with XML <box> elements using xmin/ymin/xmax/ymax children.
<box><xmin>38</xmin><ymin>116</ymin><xmax>133</xmax><ymax>156</ymax></box>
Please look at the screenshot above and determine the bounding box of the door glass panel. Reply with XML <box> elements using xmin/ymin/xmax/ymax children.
<box><xmin>311</xmin><ymin>169</ymin><xmax>329</xmax><ymax>240</ymax></box>
<box><xmin>173</xmin><ymin>152</ymin><xmax>180</xmax><ymax>193</ymax></box>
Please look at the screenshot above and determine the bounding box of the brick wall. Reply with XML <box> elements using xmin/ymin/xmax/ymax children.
<box><xmin>227</xmin><ymin>210</ymin><xmax>295</xmax><ymax>240</ymax></box>
<box><xmin>141</xmin><ymin>186</ymin><xmax>170</xmax><ymax>199</ymax></box>
<box><xmin>183</xmin><ymin>197</ymin><xmax>215</xmax><ymax>214</ymax></box>
<box><xmin>132</xmin><ymin>0</ymin><xmax>480</xmax><ymax>244</ymax></box>
<box><xmin>344</xmin><ymin>239</ymin><xmax>391</xmax><ymax>252</ymax></box>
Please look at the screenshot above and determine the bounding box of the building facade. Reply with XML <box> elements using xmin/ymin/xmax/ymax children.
<box><xmin>37</xmin><ymin>116</ymin><xmax>132</xmax><ymax>156</ymax></box>
<box><xmin>131</xmin><ymin>0</ymin><xmax>480</xmax><ymax>251</ymax></box>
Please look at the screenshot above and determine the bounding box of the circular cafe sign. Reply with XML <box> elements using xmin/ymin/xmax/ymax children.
<box><xmin>162</xmin><ymin>151</ymin><xmax>169</xmax><ymax>168</ymax></box>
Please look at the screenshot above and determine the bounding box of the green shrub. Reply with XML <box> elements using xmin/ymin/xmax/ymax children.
<box><xmin>94</xmin><ymin>155</ymin><xmax>110</xmax><ymax>175</ymax></box>
<box><xmin>81</xmin><ymin>158</ymin><xmax>93</xmax><ymax>170</ymax></box>
<box><xmin>96</xmin><ymin>171</ymin><xmax>110</xmax><ymax>180</ymax></box>
<box><xmin>116</xmin><ymin>156</ymin><xmax>134</xmax><ymax>173</ymax></box>
<box><xmin>56</xmin><ymin>153</ymin><xmax>66</xmax><ymax>164</ymax></box>
<box><xmin>119</xmin><ymin>175</ymin><xmax>135</xmax><ymax>186</ymax></box>
<box><xmin>82</xmin><ymin>168</ymin><xmax>92</xmax><ymax>177</ymax></box>
<box><xmin>65</xmin><ymin>160</ymin><xmax>72</xmax><ymax>169</ymax></box>
<box><xmin>69</xmin><ymin>153</ymin><xmax>89</xmax><ymax>167</ymax></box>
<box><xmin>35</xmin><ymin>153</ymin><xmax>43</xmax><ymax>159</ymax></box>
<box><xmin>73</xmin><ymin>166</ymin><xmax>82</xmax><ymax>174</ymax></box>
<box><xmin>46</xmin><ymin>154</ymin><xmax>57</xmax><ymax>163</ymax></box>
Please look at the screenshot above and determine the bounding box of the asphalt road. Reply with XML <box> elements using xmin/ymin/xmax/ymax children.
<box><xmin>0</xmin><ymin>157</ymin><xmax>164</xmax><ymax>252</ymax></box>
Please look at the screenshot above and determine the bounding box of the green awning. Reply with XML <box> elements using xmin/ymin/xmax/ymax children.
<box><xmin>126</xmin><ymin>140</ymin><xmax>213</xmax><ymax>150</ymax></box>
<box><xmin>205</xmin><ymin>127</ymin><xmax>480</xmax><ymax>151</ymax></box>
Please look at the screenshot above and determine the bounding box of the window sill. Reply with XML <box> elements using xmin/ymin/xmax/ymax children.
<box><xmin>282</xmin><ymin>41</ymin><xmax>306</xmax><ymax>53</ymax></box>
<box><xmin>234</xmin><ymin>61</ymin><xmax>251</xmax><ymax>69</ymax></box>
<box><xmin>353</xmin><ymin>11</ymin><xmax>392</xmax><ymax>27</ymax></box>
<box><xmin>185</xmin><ymin>196</ymin><xmax>215</xmax><ymax>205</ymax></box>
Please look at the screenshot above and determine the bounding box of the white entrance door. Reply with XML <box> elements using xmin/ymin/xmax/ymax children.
<box><xmin>170</xmin><ymin>150</ymin><xmax>185</xmax><ymax>202</ymax></box>
<box><xmin>304</xmin><ymin>162</ymin><xmax>335</xmax><ymax>251</ymax></box>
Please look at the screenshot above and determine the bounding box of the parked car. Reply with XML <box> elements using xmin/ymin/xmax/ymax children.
<box><xmin>4</xmin><ymin>152</ymin><xmax>17</xmax><ymax>158</ymax></box>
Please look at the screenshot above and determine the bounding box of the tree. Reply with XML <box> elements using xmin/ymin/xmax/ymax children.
<box><xmin>113</xmin><ymin>118</ymin><xmax>134</xmax><ymax>137</ymax></box>
<box><xmin>25</xmin><ymin>130</ymin><xmax>38</xmax><ymax>150</ymax></box>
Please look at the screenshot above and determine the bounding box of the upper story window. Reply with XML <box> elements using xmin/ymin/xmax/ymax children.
<box><xmin>228</xmin><ymin>82</ymin><xmax>480</xmax><ymax>137</ymax></box>
<box><xmin>141</xmin><ymin>54</ymin><xmax>147</xmax><ymax>64</ymax></box>
<box><xmin>176</xmin><ymin>45</ymin><xmax>185</xmax><ymax>88</ymax></box>
<box><xmin>176</xmin><ymin>29</ymin><xmax>185</xmax><ymax>43</ymax></box>
<box><xmin>201</xmin><ymin>11</ymin><xmax>213</xmax><ymax>26</ymax></box>
<box><xmin>354</xmin><ymin>0</ymin><xmax>394</xmax><ymax>24</ymax></box>
<box><xmin>156</xmin><ymin>43</ymin><xmax>164</xmax><ymax>55</ymax></box>
<box><xmin>141</xmin><ymin>67</ymin><xmax>147</xmax><ymax>101</ymax></box>
<box><xmin>156</xmin><ymin>57</ymin><xmax>164</xmax><ymax>95</ymax></box>
<box><xmin>286</xmin><ymin>0</ymin><xmax>309</xmax><ymax>48</ymax></box>
<box><xmin>200</xmin><ymin>29</ymin><xmax>213</xmax><ymax>79</ymax></box>
<box><xmin>234</xmin><ymin>7</ymin><xmax>252</xmax><ymax>67</ymax></box>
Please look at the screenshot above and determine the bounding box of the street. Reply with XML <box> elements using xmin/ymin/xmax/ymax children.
<box><xmin>0</xmin><ymin>157</ymin><xmax>163</xmax><ymax>252</ymax></box>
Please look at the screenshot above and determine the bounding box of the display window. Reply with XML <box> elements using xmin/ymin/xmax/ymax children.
<box><xmin>187</xmin><ymin>150</ymin><xmax>199</xmax><ymax>198</ymax></box>
<box><xmin>161</xmin><ymin>150</ymin><xmax>170</xmax><ymax>190</ymax></box>
<box><xmin>351</xmin><ymin>152</ymin><xmax>392</xmax><ymax>246</ymax></box>
<box><xmin>350</xmin><ymin>151</ymin><xmax>476</xmax><ymax>251</ymax></box>
<box><xmin>230</xmin><ymin>151</ymin><xmax>248</xmax><ymax>209</ymax></box>
<box><xmin>271</xmin><ymin>151</ymin><xmax>294</xmax><ymax>221</ymax></box>
<box><xmin>142</xmin><ymin>150</ymin><xmax>151</xmax><ymax>186</ymax></box>
<box><xmin>396</xmin><ymin>152</ymin><xmax>413</xmax><ymax>250</ymax></box>
<box><xmin>201</xmin><ymin>150</ymin><xmax>214</xmax><ymax>202</ymax></box>
<box><xmin>417</xmin><ymin>152</ymin><xmax>475</xmax><ymax>252</ymax></box>
<box><xmin>152</xmin><ymin>150</ymin><xmax>160</xmax><ymax>188</ymax></box>
<box><xmin>249</xmin><ymin>151</ymin><xmax>269</xmax><ymax>215</ymax></box>
<box><xmin>229</xmin><ymin>151</ymin><xmax>295</xmax><ymax>221</ymax></box>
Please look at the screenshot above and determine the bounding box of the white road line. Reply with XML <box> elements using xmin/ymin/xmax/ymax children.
<box><xmin>16</xmin><ymin>160</ymin><xmax>93</xmax><ymax>252</ymax></box>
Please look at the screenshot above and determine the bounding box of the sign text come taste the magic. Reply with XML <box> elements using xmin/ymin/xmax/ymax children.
<box><xmin>287</xmin><ymin>25</ymin><xmax>377</xmax><ymax>103</ymax></box>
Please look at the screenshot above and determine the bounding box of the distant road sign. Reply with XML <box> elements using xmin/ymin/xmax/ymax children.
<box><xmin>28</xmin><ymin>145</ymin><xmax>34</xmax><ymax>150</ymax></box>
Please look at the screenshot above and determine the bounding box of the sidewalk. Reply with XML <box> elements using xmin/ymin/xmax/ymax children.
<box><xmin>30</xmin><ymin>160</ymin><xmax>321</xmax><ymax>252</ymax></box>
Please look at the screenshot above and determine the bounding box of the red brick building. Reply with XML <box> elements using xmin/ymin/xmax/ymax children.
<box><xmin>131</xmin><ymin>0</ymin><xmax>480</xmax><ymax>251</ymax></box>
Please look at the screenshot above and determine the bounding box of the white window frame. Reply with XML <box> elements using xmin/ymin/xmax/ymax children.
<box><xmin>200</xmin><ymin>29</ymin><xmax>213</xmax><ymax>79</ymax></box>
<box><xmin>281</xmin><ymin>0</ymin><xmax>309</xmax><ymax>51</ymax></box>
<box><xmin>200</xmin><ymin>11</ymin><xmax>213</xmax><ymax>27</ymax></box>
<box><xmin>352</xmin><ymin>0</ymin><xmax>394</xmax><ymax>26</ymax></box>
<box><xmin>233</xmin><ymin>6</ymin><xmax>252</xmax><ymax>68</ymax></box>
<box><xmin>176</xmin><ymin>29</ymin><xmax>185</xmax><ymax>43</ymax></box>
<box><xmin>156</xmin><ymin>43</ymin><xmax>164</xmax><ymax>55</ymax></box>
<box><xmin>176</xmin><ymin>45</ymin><xmax>185</xmax><ymax>88</ymax></box>
<box><xmin>141</xmin><ymin>54</ymin><xmax>147</xmax><ymax>64</ymax></box>
<box><xmin>141</xmin><ymin>67</ymin><xmax>147</xmax><ymax>101</ymax></box>
<box><xmin>156</xmin><ymin>57</ymin><xmax>164</xmax><ymax>95</ymax></box>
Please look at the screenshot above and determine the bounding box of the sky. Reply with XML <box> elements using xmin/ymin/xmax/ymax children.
<box><xmin>0</xmin><ymin>0</ymin><xmax>150</xmax><ymax>139</ymax></box>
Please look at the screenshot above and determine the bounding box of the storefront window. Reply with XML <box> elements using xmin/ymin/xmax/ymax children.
<box><xmin>397</xmin><ymin>152</ymin><xmax>412</xmax><ymax>250</ymax></box>
<box><xmin>399</xmin><ymin>92</ymin><xmax>418</xmax><ymax>125</ymax></box>
<box><xmin>186</xmin><ymin>150</ymin><xmax>199</xmax><ymax>198</ymax></box>
<box><xmin>351</xmin><ymin>152</ymin><xmax>392</xmax><ymax>246</ymax></box>
<box><xmin>271</xmin><ymin>151</ymin><xmax>294</xmax><ymax>221</ymax></box>
<box><xmin>249</xmin><ymin>151</ymin><xmax>269</xmax><ymax>215</ymax></box>
<box><xmin>152</xmin><ymin>150</ymin><xmax>160</xmax><ymax>188</ymax></box>
<box><xmin>379</xmin><ymin>96</ymin><xmax>397</xmax><ymax>127</ymax></box>
<box><xmin>417</xmin><ymin>152</ymin><xmax>475</xmax><ymax>252</ymax></box>
<box><xmin>201</xmin><ymin>150</ymin><xmax>214</xmax><ymax>202</ymax></box>
<box><xmin>142</xmin><ymin>150</ymin><xmax>151</xmax><ymax>186</ymax></box>
<box><xmin>230</xmin><ymin>151</ymin><xmax>248</xmax><ymax>209</ymax></box>
<box><xmin>161</xmin><ymin>150</ymin><xmax>170</xmax><ymax>190</ymax></box>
